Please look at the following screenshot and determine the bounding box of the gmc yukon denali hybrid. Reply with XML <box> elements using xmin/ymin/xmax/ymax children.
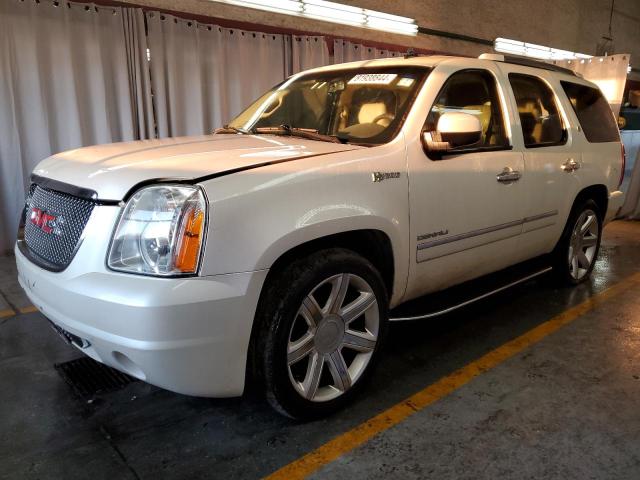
<box><xmin>16</xmin><ymin>54</ymin><xmax>625</xmax><ymax>418</ymax></box>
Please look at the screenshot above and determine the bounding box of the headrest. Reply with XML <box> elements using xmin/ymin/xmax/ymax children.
<box><xmin>517</xmin><ymin>99</ymin><xmax>540</xmax><ymax>115</ymax></box>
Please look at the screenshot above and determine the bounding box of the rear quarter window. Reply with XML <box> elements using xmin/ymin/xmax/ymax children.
<box><xmin>560</xmin><ymin>81</ymin><xmax>619</xmax><ymax>143</ymax></box>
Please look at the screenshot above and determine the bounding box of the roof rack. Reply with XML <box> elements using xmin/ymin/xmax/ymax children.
<box><xmin>478</xmin><ymin>53</ymin><xmax>578</xmax><ymax>76</ymax></box>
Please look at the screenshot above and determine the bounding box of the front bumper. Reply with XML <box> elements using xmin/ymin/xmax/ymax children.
<box><xmin>16</xmin><ymin>245</ymin><xmax>267</xmax><ymax>397</ymax></box>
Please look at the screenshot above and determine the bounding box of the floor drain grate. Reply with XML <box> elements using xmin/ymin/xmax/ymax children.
<box><xmin>55</xmin><ymin>357</ymin><xmax>137</xmax><ymax>397</ymax></box>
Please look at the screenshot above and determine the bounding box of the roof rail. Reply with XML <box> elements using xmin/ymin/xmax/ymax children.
<box><xmin>478</xmin><ymin>53</ymin><xmax>578</xmax><ymax>76</ymax></box>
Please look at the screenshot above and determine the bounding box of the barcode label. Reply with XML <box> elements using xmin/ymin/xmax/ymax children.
<box><xmin>348</xmin><ymin>73</ymin><xmax>398</xmax><ymax>85</ymax></box>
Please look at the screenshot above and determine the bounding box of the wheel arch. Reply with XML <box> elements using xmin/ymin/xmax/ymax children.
<box><xmin>262</xmin><ymin>228</ymin><xmax>396</xmax><ymax>300</ymax></box>
<box><xmin>552</xmin><ymin>185</ymin><xmax>605</xmax><ymax>285</ymax></box>
<box><xmin>246</xmin><ymin>227</ymin><xmax>397</xmax><ymax>391</ymax></box>
<box><xmin>553</xmin><ymin>183</ymin><xmax>608</xmax><ymax>254</ymax></box>
<box><xmin>573</xmin><ymin>184</ymin><xmax>609</xmax><ymax>218</ymax></box>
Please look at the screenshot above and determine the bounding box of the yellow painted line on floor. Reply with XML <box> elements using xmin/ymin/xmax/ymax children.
<box><xmin>0</xmin><ymin>308</ymin><xmax>16</xmax><ymax>319</ymax></box>
<box><xmin>266</xmin><ymin>271</ymin><xmax>640</xmax><ymax>480</ymax></box>
<box><xmin>18</xmin><ymin>305</ymin><xmax>38</xmax><ymax>314</ymax></box>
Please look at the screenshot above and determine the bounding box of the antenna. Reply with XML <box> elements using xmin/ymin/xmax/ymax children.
<box><xmin>596</xmin><ymin>0</ymin><xmax>615</xmax><ymax>55</ymax></box>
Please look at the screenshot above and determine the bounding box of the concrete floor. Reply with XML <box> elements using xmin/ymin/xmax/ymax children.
<box><xmin>1</xmin><ymin>221</ymin><xmax>639</xmax><ymax>480</ymax></box>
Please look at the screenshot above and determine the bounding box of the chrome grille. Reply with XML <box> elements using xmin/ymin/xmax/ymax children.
<box><xmin>22</xmin><ymin>185</ymin><xmax>95</xmax><ymax>271</ymax></box>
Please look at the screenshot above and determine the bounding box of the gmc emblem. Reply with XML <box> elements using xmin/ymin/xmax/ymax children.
<box><xmin>30</xmin><ymin>208</ymin><xmax>62</xmax><ymax>235</ymax></box>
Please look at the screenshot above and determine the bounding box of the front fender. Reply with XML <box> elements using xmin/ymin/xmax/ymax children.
<box><xmin>198</xmin><ymin>143</ymin><xmax>410</xmax><ymax>304</ymax></box>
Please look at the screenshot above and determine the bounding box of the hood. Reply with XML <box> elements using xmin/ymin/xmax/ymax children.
<box><xmin>33</xmin><ymin>134</ymin><xmax>362</xmax><ymax>200</ymax></box>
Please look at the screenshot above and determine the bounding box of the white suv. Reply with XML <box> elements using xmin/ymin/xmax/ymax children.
<box><xmin>16</xmin><ymin>54</ymin><xmax>625</xmax><ymax>418</ymax></box>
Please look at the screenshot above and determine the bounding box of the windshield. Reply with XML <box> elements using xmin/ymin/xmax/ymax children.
<box><xmin>227</xmin><ymin>66</ymin><xmax>430</xmax><ymax>145</ymax></box>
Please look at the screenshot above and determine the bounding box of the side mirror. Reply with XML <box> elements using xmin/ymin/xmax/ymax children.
<box><xmin>422</xmin><ymin>112</ymin><xmax>482</xmax><ymax>153</ymax></box>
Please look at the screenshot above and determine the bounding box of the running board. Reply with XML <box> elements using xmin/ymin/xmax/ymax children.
<box><xmin>389</xmin><ymin>258</ymin><xmax>553</xmax><ymax>322</ymax></box>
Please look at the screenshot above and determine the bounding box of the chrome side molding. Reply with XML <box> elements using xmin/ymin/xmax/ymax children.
<box><xmin>417</xmin><ymin>210</ymin><xmax>558</xmax><ymax>251</ymax></box>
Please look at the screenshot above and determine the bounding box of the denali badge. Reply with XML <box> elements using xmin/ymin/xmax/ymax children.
<box><xmin>371</xmin><ymin>172</ymin><xmax>401</xmax><ymax>183</ymax></box>
<box><xmin>417</xmin><ymin>229</ymin><xmax>449</xmax><ymax>241</ymax></box>
<box><xmin>30</xmin><ymin>208</ymin><xmax>63</xmax><ymax>235</ymax></box>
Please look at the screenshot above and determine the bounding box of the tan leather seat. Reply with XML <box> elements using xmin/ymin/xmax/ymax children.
<box><xmin>517</xmin><ymin>100</ymin><xmax>543</xmax><ymax>144</ymax></box>
<box><xmin>463</xmin><ymin>103</ymin><xmax>492</xmax><ymax>143</ymax></box>
<box><xmin>358</xmin><ymin>102</ymin><xmax>390</xmax><ymax>126</ymax></box>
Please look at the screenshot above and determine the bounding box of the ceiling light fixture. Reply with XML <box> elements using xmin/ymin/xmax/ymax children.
<box><xmin>494</xmin><ymin>37</ymin><xmax>592</xmax><ymax>61</ymax></box>
<box><xmin>211</xmin><ymin>0</ymin><xmax>418</xmax><ymax>35</ymax></box>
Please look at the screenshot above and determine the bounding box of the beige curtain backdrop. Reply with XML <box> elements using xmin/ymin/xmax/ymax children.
<box><xmin>0</xmin><ymin>1</ymin><xmax>150</xmax><ymax>253</ymax></box>
<box><xmin>123</xmin><ymin>8</ymin><xmax>156</xmax><ymax>140</ymax></box>
<box><xmin>620</xmin><ymin>131</ymin><xmax>640</xmax><ymax>218</ymax></box>
<box><xmin>0</xmin><ymin>3</ymin><xmax>338</xmax><ymax>252</ymax></box>
<box><xmin>333</xmin><ymin>39</ymin><xmax>404</xmax><ymax>64</ymax></box>
<box><xmin>146</xmin><ymin>12</ymin><xmax>291</xmax><ymax>137</ymax></box>
<box><xmin>291</xmin><ymin>35</ymin><xmax>330</xmax><ymax>74</ymax></box>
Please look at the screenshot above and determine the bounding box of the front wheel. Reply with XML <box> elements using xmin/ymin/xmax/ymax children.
<box><xmin>553</xmin><ymin>199</ymin><xmax>602</xmax><ymax>285</ymax></box>
<box><xmin>253</xmin><ymin>249</ymin><xmax>388</xmax><ymax>419</ymax></box>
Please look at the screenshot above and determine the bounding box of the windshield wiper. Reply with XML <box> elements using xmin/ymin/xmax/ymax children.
<box><xmin>214</xmin><ymin>125</ymin><xmax>252</xmax><ymax>134</ymax></box>
<box><xmin>253</xmin><ymin>125</ymin><xmax>345</xmax><ymax>144</ymax></box>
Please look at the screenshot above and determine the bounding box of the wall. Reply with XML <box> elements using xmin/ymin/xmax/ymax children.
<box><xmin>122</xmin><ymin>0</ymin><xmax>640</xmax><ymax>79</ymax></box>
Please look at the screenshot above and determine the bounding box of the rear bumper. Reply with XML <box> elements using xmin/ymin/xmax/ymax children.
<box><xmin>606</xmin><ymin>190</ymin><xmax>625</xmax><ymax>224</ymax></box>
<box><xmin>16</xmin><ymin>245</ymin><xmax>267</xmax><ymax>397</ymax></box>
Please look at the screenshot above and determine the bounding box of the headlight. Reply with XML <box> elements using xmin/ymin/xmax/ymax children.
<box><xmin>108</xmin><ymin>185</ymin><xmax>207</xmax><ymax>276</ymax></box>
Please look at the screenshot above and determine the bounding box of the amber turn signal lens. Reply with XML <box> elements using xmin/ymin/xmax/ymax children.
<box><xmin>175</xmin><ymin>207</ymin><xmax>204</xmax><ymax>273</ymax></box>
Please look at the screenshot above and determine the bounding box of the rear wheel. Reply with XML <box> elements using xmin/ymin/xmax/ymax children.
<box><xmin>553</xmin><ymin>199</ymin><xmax>602</xmax><ymax>285</ymax></box>
<box><xmin>254</xmin><ymin>249</ymin><xmax>388</xmax><ymax>419</ymax></box>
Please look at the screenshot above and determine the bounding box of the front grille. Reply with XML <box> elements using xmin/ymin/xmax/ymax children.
<box><xmin>22</xmin><ymin>184</ymin><xmax>96</xmax><ymax>271</ymax></box>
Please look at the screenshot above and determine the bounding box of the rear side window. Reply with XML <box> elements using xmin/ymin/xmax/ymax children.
<box><xmin>560</xmin><ymin>81</ymin><xmax>619</xmax><ymax>143</ymax></box>
<box><xmin>509</xmin><ymin>74</ymin><xmax>566</xmax><ymax>148</ymax></box>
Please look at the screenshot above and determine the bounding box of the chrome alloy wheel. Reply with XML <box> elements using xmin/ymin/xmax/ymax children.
<box><xmin>568</xmin><ymin>209</ymin><xmax>600</xmax><ymax>281</ymax></box>
<box><xmin>287</xmin><ymin>273</ymin><xmax>379</xmax><ymax>403</ymax></box>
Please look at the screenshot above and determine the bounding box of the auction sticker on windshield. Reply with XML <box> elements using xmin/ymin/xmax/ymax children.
<box><xmin>348</xmin><ymin>73</ymin><xmax>398</xmax><ymax>85</ymax></box>
<box><xmin>397</xmin><ymin>77</ymin><xmax>415</xmax><ymax>88</ymax></box>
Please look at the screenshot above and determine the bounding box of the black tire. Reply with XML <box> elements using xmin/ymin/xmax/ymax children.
<box><xmin>252</xmin><ymin>248</ymin><xmax>389</xmax><ymax>420</ymax></box>
<box><xmin>552</xmin><ymin>198</ymin><xmax>603</xmax><ymax>285</ymax></box>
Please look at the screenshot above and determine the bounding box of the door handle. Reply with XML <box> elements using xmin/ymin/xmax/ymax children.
<box><xmin>496</xmin><ymin>167</ymin><xmax>521</xmax><ymax>183</ymax></box>
<box><xmin>562</xmin><ymin>158</ymin><xmax>580</xmax><ymax>172</ymax></box>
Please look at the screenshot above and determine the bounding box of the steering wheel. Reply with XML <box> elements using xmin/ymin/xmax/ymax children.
<box><xmin>372</xmin><ymin>113</ymin><xmax>395</xmax><ymax>125</ymax></box>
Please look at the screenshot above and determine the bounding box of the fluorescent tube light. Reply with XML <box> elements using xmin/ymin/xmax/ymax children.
<box><xmin>224</xmin><ymin>0</ymin><xmax>302</xmax><ymax>14</ymax></box>
<box><xmin>303</xmin><ymin>4</ymin><xmax>366</xmax><ymax>25</ymax></box>
<box><xmin>364</xmin><ymin>9</ymin><xmax>415</xmax><ymax>24</ymax></box>
<box><xmin>367</xmin><ymin>17</ymin><xmax>418</xmax><ymax>35</ymax></box>
<box><xmin>494</xmin><ymin>37</ymin><xmax>592</xmax><ymax>61</ymax></box>
<box><xmin>209</xmin><ymin>0</ymin><xmax>418</xmax><ymax>35</ymax></box>
<box><xmin>305</xmin><ymin>0</ymin><xmax>362</xmax><ymax>14</ymax></box>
